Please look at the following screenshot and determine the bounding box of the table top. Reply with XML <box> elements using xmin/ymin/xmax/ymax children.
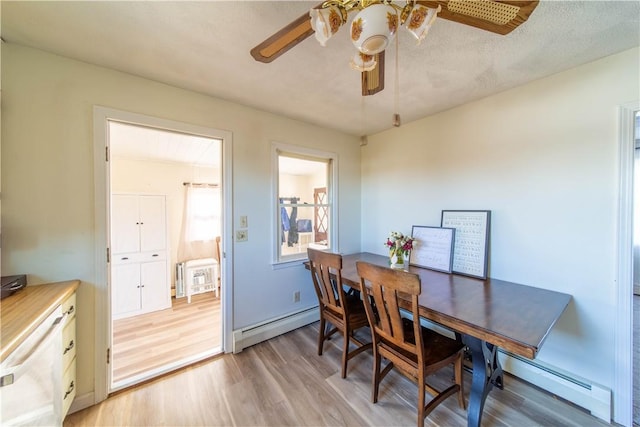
<box><xmin>339</xmin><ymin>253</ymin><xmax>571</xmax><ymax>359</ymax></box>
<box><xmin>1</xmin><ymin>280</ymin><xmax>80</xmax><ymax>363</ymax></box>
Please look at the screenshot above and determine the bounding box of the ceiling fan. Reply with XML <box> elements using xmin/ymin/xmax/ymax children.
<box><xmin>251</xmin><ymin>0</ymin><xmax>539</xmax><ymax>96</ymax></box>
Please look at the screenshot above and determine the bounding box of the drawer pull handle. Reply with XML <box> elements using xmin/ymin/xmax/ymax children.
<box><xmin>152</xmin><ymin>254</ymin><xmax>159</xmax><ymax>257</ymax></box>
<box><xmin>64</xmin><ymin>381</ymin><xmax>75</xmax><ymax>399</ymax></box>
<box><xmin>121</xmin><ymin>257</ymin><xmax>129</xmax><ymax>260</ymax></box>
<box><xmin>66</xmin><ymin>305</ymin><xmax>75</xmax><ymax>316</ymax></box>
<box><xmin>63</xmin><ymin>340</ymin><xmax>75</xmax><ymax>355</ymax></box>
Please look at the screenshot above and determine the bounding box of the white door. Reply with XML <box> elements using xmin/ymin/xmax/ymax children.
<box><xmin>140</xmin><ymin>196</ymin><xmax>166</xmax><ymax>252</ymax></box>
<box><xmin>112</xmin><ymin>195</ymin><xmax>140</xmax><ymax>254</ymax></box>
<box><xmin>141</xmin><ymin>260</ymin><xmax>169</xmax><ymax>313</ymax></box>
<box><xmin>112</xmin><ymin>263</ymin><xmax>142</xmax><ymax>317</ymax></box>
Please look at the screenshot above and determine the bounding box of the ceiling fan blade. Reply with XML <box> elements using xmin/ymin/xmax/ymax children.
<box><xmin>250</xmin><ymin>7</ymin><xmax>317</xmax><ymax>63</ymax></box>
<box><xmin>362</xmin><ymin>51</ymin><xmax>385</xmax><ymax>96</ymax></box>
<box><xmin>417</xmin><ymin>0</ymin><xmax>539</xmax><ymax>35</ymax></box>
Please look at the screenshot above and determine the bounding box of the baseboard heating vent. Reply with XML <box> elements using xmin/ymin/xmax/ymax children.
<box><xmin>232</xmin><ymin>306</ymin><xmax>318</xmax><ymax>353</ymax></box>
<box><xmin>498</xmin><ymin>349</ymin><xmax>611</xmax><ymax>422</ymax></box>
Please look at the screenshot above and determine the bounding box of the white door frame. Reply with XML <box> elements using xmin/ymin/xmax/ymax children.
<box><xmin>92</xmin><ymin>106</ymin><xmax>233</xmax><ymax>403</ymax></box>
<box><xmin>615</xmin><ymin>101</ymin><xmax>638</xmax><ymax>426</ymax></box>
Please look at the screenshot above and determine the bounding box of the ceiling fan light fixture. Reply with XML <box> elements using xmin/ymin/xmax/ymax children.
<box><xmin>405</xmin><ymin>4</ymin><xmax>441</xmax><ymax>44</ymax></box>
<box><xmin>351</xmin><ymin>4</ymin><xmax>398</xmax><ymax>55</ymax></box>
<box><xmin>350</xmin><ymin>52</ymin><xmax>377</xmax><ymax>72</ymax></box>
<box><xmin>310</xmin><ymin>5</ymin><xmax>346</xmax><ymax>46</ymax></box>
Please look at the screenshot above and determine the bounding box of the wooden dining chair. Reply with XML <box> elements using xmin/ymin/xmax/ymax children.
<box><xmin>307</xmin><ymin>248</ymin><xmax>372</xmax><ymax>378</ymax></box>
<box><xmin>356</xmin><ymin>261</ymin><xmax>465</xmax><ymax>426</ymax></box>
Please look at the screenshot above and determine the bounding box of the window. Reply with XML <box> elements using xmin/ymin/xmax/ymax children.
<box><xmin>274</xmin><ymin>144</ymin><xmax>337</xmax><ymax>263</ymax></box>
<box><xmin>177</xmin><ymin>184</ymin><xmax>221</xmax><ymax>262</ymax></box>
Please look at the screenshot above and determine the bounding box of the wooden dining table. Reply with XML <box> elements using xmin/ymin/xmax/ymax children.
<box><xmin>334</xmin><ymin>252</ymin><xmax>572</xmax><ymax>427</ymax></box>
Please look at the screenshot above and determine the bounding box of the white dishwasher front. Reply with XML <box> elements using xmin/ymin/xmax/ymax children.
<box><xmin>0</xmin><ymin>306</ymin><xmax>65</xmax><ymax>426</ymax></box>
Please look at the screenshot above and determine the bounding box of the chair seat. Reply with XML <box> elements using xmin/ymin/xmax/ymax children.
<box><xmin>324</xmin><ymin>294</ymin><xmax>369</xmax><ymax>330</ymax></box>
<box><xmin>382</xmin><ymin>318</ymin><xmax>464</xmax><ymax>367</ymax></box>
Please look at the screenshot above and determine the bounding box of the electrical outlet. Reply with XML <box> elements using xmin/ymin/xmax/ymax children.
<box><xmin>236</xmin><ymin>230</ymin><xmax>248</xmax><ymax>242</ymax></box>
<box><xmin>239</xmin><ymin>215</ymin><xmax>248</xmax><ymax>228</ymax></box>
<box><xmin>293</xmin><ymin>291</ymin><xmax>300</xmax><ymax>303</ymax></box>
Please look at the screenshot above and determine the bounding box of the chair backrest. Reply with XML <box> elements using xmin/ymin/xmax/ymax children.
<box><xmin>356</xmin><ymin>261</ymin><xmax>423</xmax><ymax>357</ymax></box>
<box><xmin>307</xmin><ymin>248</ymin><xmax>347</xmax><ymax>316</ymax></box>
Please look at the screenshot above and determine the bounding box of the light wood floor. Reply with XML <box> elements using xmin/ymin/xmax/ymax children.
<box><xmin>68</xmin><ymin>322</ymin><xmax>609</xmax><ymax>427</ymax></box>
<box><xmin>112</xmin><ymin>292</ymin><xmax>221</xmax><ymax>385</ymax></box>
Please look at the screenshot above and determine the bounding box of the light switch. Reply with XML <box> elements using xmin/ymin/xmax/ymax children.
<box><xmin>239</xmin><ymin>215</ymin><xmax>248</xmax><ymax>228</ymax></box>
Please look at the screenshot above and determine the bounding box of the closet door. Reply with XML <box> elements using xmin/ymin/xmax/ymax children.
<box><xmin>112</xmin><ymin>263</ymin><xmax>142</xmax><ymax>317</ymax></box>
<box><xmin>139</xmin><ymin>196</ymin><xmax>167</xmax><ymax>253</ymax></box>
<box><xmin>112</xmin><ymin>195</ymin><xmax>141</xmax><ymax>254</ymax></box>
<box><xmin>140</xmin><ymin>259</ymin><xmax>169</xmax><ymax>313</ymax></box>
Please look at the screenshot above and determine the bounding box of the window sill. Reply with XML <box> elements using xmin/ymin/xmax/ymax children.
<box><xmin>272</xmin><ymin>258</ymin><xmax>308</xmax><ymax>270</ymax></box>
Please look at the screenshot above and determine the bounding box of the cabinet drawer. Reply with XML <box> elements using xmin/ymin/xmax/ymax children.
<box><xmin>62</xmin><ymin>317</ymin><xmax>76</xmax><ymax>371</ymax></box>
<box><xmin>113</xmin><ymin>251</ymin><xmax>167</xmax><ymax>264</ymax></box>
<box><xmin>140</xmin><ymin>251</ymin><xmax>166</xmax><ymax>261</ymax></box>
<box><xmin>62</xmin><ymin>358</ymin><xmax>76</xmax><ymax>418</ymax></box>
<box><xmin>61</xmin><ymin>293</ymin><xmax>76</xmax><ymax>321</ymax></box>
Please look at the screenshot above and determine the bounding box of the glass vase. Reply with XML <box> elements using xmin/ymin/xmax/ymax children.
<box><xmin>389</xmin><ymin>248</ymin><xmax>405</xmax><ymax>269</ymax></box>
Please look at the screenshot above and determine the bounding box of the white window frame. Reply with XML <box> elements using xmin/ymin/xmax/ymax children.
<box><xmin>271</xmin><ymin>141</ymin><xmax>338</xmax><ymax>266</ymax></box>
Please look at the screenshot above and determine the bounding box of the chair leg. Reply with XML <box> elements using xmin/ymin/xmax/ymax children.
<box><xmin>341</xmin><ymin>323</ymin><xmax>350</xmax><ymax>378</ymax></box>
<box><xmin>417</xmin><ymin>375</ymin><xmax>426</xmax><ymax>427</ymax></box>
<box><xmin>455</xmin><ymin>351</ymin><xmax>466</xmax><ymax>409</ymax></box>
<box><xmin>372</xmin><ymin>349</ymin><xmax>381</xmax><ymax>403</ymax></box>
<box><xmin>318</xmin><ymin>316</ymin><xmax>326</xmax><ymax>356</ymax></box>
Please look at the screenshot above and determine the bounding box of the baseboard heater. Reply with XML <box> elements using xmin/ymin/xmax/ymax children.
<box><xmin>232</xmin><ymin>306</ymin><xmax>319</xmax><ymax>353</ymax></box>
<box><xmin>498</xmin><ymin>349</ymin><xmax>611</xmax><ymax>422</ymax></box>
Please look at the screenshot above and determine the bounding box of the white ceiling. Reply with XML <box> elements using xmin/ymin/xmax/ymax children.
<box><xmin>2</xmin><ymin>1</ymin><xmax>639</xmax><ymax>137</ymax></box>
<box><xmin>109</xmin><ymin>121</ymin><xmax>221</xmax><ymax>167</ymax></box>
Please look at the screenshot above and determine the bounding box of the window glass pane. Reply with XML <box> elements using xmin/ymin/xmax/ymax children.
<box><xmin>278</xmin><ymin>153</ymin><xmax>331</xmax><ymax>260</ymax></box>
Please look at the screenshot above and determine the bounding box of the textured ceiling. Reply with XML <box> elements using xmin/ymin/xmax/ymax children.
<box><xmin>2</xmin><ymin>1</ymin><xmax>639</xmax><ymax>136</ymax></box>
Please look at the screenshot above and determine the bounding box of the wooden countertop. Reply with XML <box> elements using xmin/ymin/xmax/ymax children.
<box><xmin>1</xmin><ymin>280</ymin><xmax>80</xmax><ymax>363</ymax></box>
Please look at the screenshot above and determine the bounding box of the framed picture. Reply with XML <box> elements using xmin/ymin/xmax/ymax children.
<box><xmin>410</xmin><ymin>226</ymin><xmax>455</xmax><ymax>273</ymax></box>
<box><xmin>441</xmin><ymin>210</ymin><xmax>491</xmax><ymax>279</ymax></box>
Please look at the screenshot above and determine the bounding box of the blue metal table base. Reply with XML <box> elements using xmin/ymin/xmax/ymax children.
<box><xmin>463</xmin><ymin>335</ymin><xmax>504</xmax><ymax>427</ymax></box>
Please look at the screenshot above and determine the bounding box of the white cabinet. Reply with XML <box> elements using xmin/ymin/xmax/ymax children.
<box><xmin>111</xmin><ymin>194</ymin><xmax>170</xmax><ymax>319</ymax></box>
<box><xmin>112</xmin><ymin>195</ymin><xmax>167</xmax><ymax>253</ymax></box>
<box><xmin>61</xmin><ymin>292</ymin><xmax>76</xmax><ymax>418</ymax></box>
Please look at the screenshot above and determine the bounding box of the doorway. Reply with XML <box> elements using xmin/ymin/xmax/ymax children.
<box><xmin>107</xmin><ymin>121</ymin><xmax>224</xmax><ymax>390</ymax></box>
<box><xmin>92</xmin><ymin>107</ymin><xmax>233</xmax><ymax>401</ymax></box>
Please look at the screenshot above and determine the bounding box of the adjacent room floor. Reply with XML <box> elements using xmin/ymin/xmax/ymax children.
<box><xmin>112</xmin><ymin>292</ymin><xmax>221</xmax><ymax>385</ymax></box>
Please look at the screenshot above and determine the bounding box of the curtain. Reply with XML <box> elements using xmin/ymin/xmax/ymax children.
<box><xmin>177</xmin><ymin>184</ymin><xmax>221</xmax><ymax>262</ymax></box>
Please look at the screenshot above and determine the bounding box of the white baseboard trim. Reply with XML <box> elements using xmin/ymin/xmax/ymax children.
<box><xmin>232</xmin><ymin>306</ymin><xmax>318</xmax><ymax>353</ymax></box>
<box><xmin>499</xmin><ymin>350</ymin><xmax>611</xmax><ymax>422</ymax></box>
<box><xmin>67</xmin><ymin>391</ymin><xmax>95</xmax><ymax>415</ymax></box>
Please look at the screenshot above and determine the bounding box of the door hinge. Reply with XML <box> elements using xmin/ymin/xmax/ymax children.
<box><xmin>107</xmin><ymin>347</ymin><xmax>110</xmax><ymax>364</ymax></box>
<box><xmin>107</xmin><ymin>247</ymin><xmax>110</xmax><ymax>263</ymax></box>
<box><xmin>106</xmin><ymin>146</ymin><xmax>110</xmax><ymax>162</ymax></box>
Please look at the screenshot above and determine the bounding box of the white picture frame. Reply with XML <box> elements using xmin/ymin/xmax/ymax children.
<box><xmin>410</xmin><ymin>226</ymin><xmax>455</xmax><ymax>273</ymax></box>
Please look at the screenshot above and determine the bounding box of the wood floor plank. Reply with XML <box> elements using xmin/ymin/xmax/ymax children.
<box><xmin>66</xmin><ymin>322</ymin><xmax>612</xmax><ymax>427</ymax></box>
